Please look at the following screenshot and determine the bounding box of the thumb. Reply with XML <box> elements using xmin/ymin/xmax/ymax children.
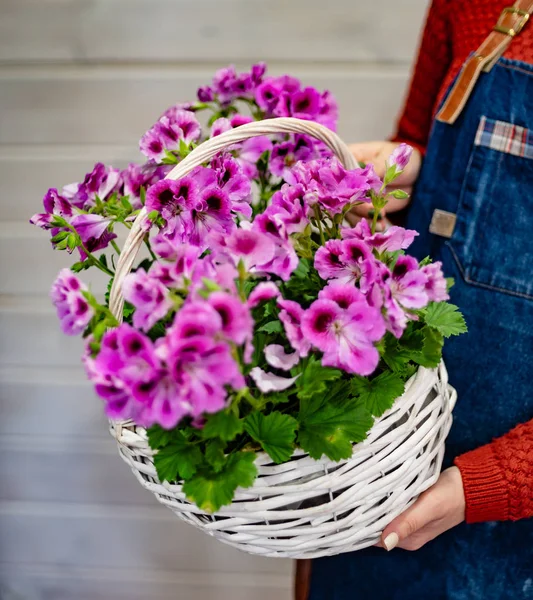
<box><xmin>380</xmin><ymin>498</ymin><xmax>432</xmax><ymax>551</ymax></box>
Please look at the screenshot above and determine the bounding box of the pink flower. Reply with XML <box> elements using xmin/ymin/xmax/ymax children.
<box><xmin>121</xmin><ymin>163</ymin><xmax>170</xmax><ymax>209</ymax></box>
<box><xmin>388</xmin><ymin>256</ymin><xmax>429</xmax><ymax>310</ymax></box>
<box><xmin>301</xmin><ymin>298</ymin><xmax>385</xmax><ymax>376</ymax></box>
<box><xmin>318</xmin><ymin>281</ymin><xmax>363</xmax><ymax>309</ymax></box>
<box><xmin>50</xmin><ymin>269</ymin><xmax>94</xmax><ymax>336</ymax></box>
<box><xmin>314</xmin><ymin>240</ymin><xmax>347</xmax><ymax>280</ymax></box>
<box><xmin>224</xmin><ymin>228</ymin><xmax>276</xmax><ymax>270</ymax></box>
<box><xmin>145</xmin><ymin>178</ymin><xmax>196</xmax><ymax>237</ymax></box>
<box><xmin>187</xmin><ymin>186</ymin><xmax>234</xmax><ymax>247</ymax></box>
<box><xmin>139</xmin><ymin>127</ymin><xmax>166</xmax><ymax>161</ymax></box>
<box><xmin>62</xmin><ymin>163</ymin><xmax>121</xmax><ymax>209</ymax></box>
<box><xmin>30</xmin><ymin>188</ymin><xmax>73</xmax><ymax>230</ymax></box>
<box><xmin>247</xmin><ymin>282</ymin><xmax>280</xmax><ymax>308</ymax></box>
<box><xmin>277</xmin><ymin>298</ymin><xmax>311</xmax><ymax>357</ymax></box>
<box><xmin>237</xmin><ymin>136</ymin><xmax>273</xmax><ymax>179</ymax></box>
<box><xmin>339</xmin><ymin>239</ymin><xmax>379</xmax><ymax>291</ymax></box>
<box><xmin>211</xmin><ymin>117</ymin><xmax>232</xmax><ymax>137</ymax></box>
<box><xmin>208</xmin><ymin>291</ymin><xmax>253</xmax><ymax>346</ymax></box>
<box><xmin>122</xmin><ymin>268</ymin><xmax>173</xmax><ymax>332</ymax></box>
<box><xmin>70</xmin><ymin>213</ymin><xmax>117</xmax><ymax>259</ymax></box>
<box><xmin>387</xmin><ymin>143</ymin><xmax>413</xmax><ymax>172</ymax></box>
<box><xmin>342</xmin><ymin>218</ymin><xmax>418</xmax><ymax>253</ymax></box>
<box><xmin>421</xmin><ymin>262</ymin><xmax>449</xmax><ymax>302</ymax></box>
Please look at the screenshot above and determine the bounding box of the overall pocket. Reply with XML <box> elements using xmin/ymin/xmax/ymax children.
<box><xmin>449</xmin><ymin>116</ymin><xmax>533</xmax><ymax>299</ymax></box>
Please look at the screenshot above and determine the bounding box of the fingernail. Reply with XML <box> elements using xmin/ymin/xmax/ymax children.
<box><xmin>383</xmin><ymin>532</ymin><xmax>399</xmax><ymax>551</ymax></box>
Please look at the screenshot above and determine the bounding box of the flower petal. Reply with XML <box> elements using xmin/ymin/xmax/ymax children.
<box><xmin>250</xmin><ymin>367</ymin><xmax>300</xmax><ymax>393</ymax></box>
<box><xmin>264</xmin><ymin>344</ymin><xmax>300</xmax><ymax>371</ymax></box>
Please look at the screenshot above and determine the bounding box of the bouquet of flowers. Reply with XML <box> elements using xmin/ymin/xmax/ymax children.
<box><xmin>31</xmin><ymin>64</ymin><xmax>466</xmax><ymax>522</ymax></box>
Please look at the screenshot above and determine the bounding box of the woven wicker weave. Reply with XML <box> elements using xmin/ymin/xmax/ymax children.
<box><xmin>108</xmin><ymin>118</ymin><xmax>457</xmax><ymax>559</ymax></box>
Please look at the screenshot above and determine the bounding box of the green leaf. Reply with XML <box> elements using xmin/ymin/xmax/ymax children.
<box><xmin>244</xmin><ymin>411</ymin><xmax>298</xmax><ymax>464</ymax></box>
<box><xmin>415</xmin><ymin>326</ymin><xmax>444</xmax><ymax>368</ymax></box>
<box><xmin>51</xmin><ymin>231</ymin><xmax>69</xmax><ymax>244</ymax></box>
<box><xmin>389</xmin><ymin>189</ymin><xmax>409</xmax><ymax>199</ymax></box>
<box><xmin>298</xmin><ymin>398</ymin><xmax>373</xmax><ymax>461</ymax></box>
<box><xmin>424</xmin><ymin>302</ymin><xmax>467</xmax><ymax>337</ymax></box>
<box><xmin>71</xmin><ymin>261</ymin><xmax>92</xmax><ymax>273</ymax></box>
<box><xmin>66</xmin><ymin>233</ymin><xmax>79</xmax><ymax>250</ymax></box>
<box><xmin>446</xmin><ymin>277</ymin><xmax>455</xmax><ymax>291</ymax></box>
<box><xmin>296</xmin><ymin>356</ymin><xmax>342</xmax><ymax>400</ymax></box>
<box><xmin>293</xmin><ymin>258</ymin><xmax>311</xmax><ymax>278</ymax></box>
<box><xmin>257</xmin><ymin>320</ymin><xmax>283</xmax><ymax>334</ymax></box>
<box><xmin>351</xmin><ymin>371</ymin><xmax>405</xmax><ymax>417</ymax></box>
<box><xmin>153</xmin><ymin>433</ymin><xmax>203</xmax><ymax>482</ymax></box>
<box><xmin>146</xmin><ymin>424</ymin><xmax>174</xmax><ymax>450</ymax></box>
<box><xmin>202</xmin><ymin>410</ymin><xmax>244</xmax><ymax>442</ymax></box>
<box><xmin>205</xmin><ymin>439</ymin><xmax>227</xmax><ymax>472</ymax></box>
<box><xmin>182</xmin><ymin>451</ymin><xmax>257</xmax><ymax>513</ymax></box>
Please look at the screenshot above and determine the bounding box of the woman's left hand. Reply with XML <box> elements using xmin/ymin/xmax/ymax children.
<box><xmin>379</xmin><ymin>466</ymin><xmax>466</xmax><ymax>551</ymax></box>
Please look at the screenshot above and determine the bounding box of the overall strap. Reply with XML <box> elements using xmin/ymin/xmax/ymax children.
<box><xmin>436</xmin><ymin>1</ymin><xmax>533</xmax><ymax>124</ymax></box>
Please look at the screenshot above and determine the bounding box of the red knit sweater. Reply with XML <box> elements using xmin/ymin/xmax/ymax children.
<box><xmin>392</xmin><ymin>0</ymin><xmax>533</xmax><ymax>524</ymax></box>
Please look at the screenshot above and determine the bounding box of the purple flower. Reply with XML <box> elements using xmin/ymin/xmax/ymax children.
<box><xmin>247</xmin><ymin>282</ymin><xmax>280</xmax><ymax>308</ymax></box>
<box><xmin>314</xmin><ymin>240</ymin><xmax>347</xmax><ymax>280</ymax></box>
<box><xmin>270</xmin><ymin>136</ymin><xmax>315</xmax><ymax>179</ymax></box>
<box><xmin>187</xmin><ymin>186</ymin><xmax>234</xmax><ymax>247</ymax></box>
<box><xmin>208</xmin><ymin>291</ymin><xmax>253</xmax><ymax>346</ymax></box>
<box><xmin>140</xmin><ymin>111</ymin><xmax>201</xmax><ymax>161</ymax></box>
<box><xmin>212</xmin><ymin>156</ymin><xmax>252</xmax><ymax>218</ymax></box>
<box><xmin>121</xmin><ymin>163</ymin><xmax>170</xmax><ymax>209</ymax></box>
<box><xmin>166</xmin><ymin>302</ymin><xmax>222</xmax><ymax>343</ymax></box>
<box><xmin>50</xmin><ymin>269</ymin><xmax>94</xmax><ymax>336</ymax></box>
<box><xmin>264</xmin><ymin>344</ymin><xmax>300</xmax><ymax>371</ymax></box>
<box><xmin>301</xmin><ymin>298</ymin><xmax>385</xmax><ymax>376</ymax></box>
<box><xmin>211</xmin><ymin>117</ymin><xmax>232</xmax><ymax>137</ymax></box>
<box><xmin>421</xmin><ymin>262</ymin><xmax>449</xmax><ymax>302</ymax></box>
<box><xmin>289</xmin><ymin>87</ymin><xmax>321</xmax><ymax>120</ymax></box>
<box><xmin>63</xmin><ymin>163</ymin><xmax>121</xmax><ymax>209</ymax></box>
<box><xmin>237</xmin><ymin>136</ymin><xmax>273</xmax><ymax>179</ymax></box>
<box><xmin>197</xmin><ymin>85</ymin><xmax>214</xmax><ymax>102</ymax></box>
<box><xmin>70</xmin><ymin>213</ymin><xmax>117</xmax><ymax>259</ymax></box>
<box><xmin>318</xmin><ymin>281</ymin><xmax>363</xmax><ymax>309</ymax></box>
<box><xmin>255</xmin><ymin>240</ymin><xmax>299</xmax><ymax>281</ymax></box>
<box><xmin>389</xmin><ymin>256</ymin><xmax>429</xmax><ymax>310</ymax></box>
<box><xmin>342</xmin><ymin>218</ymin><xmax>418</xmax><ymax>253</ymax></box>
<box><xmin>145</xmin><ymin>178</ymin><xmax>196</xmax><ymax>237</ymax></box>
<box><xmin>387</xmin><ymin>143</ymin><xmax>413</xmax><ymax>172</ymax></box>
<box><xmin>30</xmin><ymin>188</ymin><xmax>73</xmax><ymax>230</ymax></box>
<box><xmin>277</xmin><ymin>298</ymin><xmax>311</xmax><ymax>357</ymax></box>
<box><xmin>268</xmin><ymin>185</ymin><xmax>308</xmax><ymax>235</ymax></box>
<box><xmin>139</xmin><ymin>127</ymin><xmax>166</xmax><ymax>161</ymax></box>
<box><xmin>338</xmin><ymin>239</ymin><xmax>379</xmax><ymax>291</ymax></box>
<box><xmin>149</xmin><ymin>244</ymin><xmax>201</xmax><ymax>288</ymax></box>
<box><xmin>317</xmin><ymin>90</ymin><xmax>339</xmax><ymax>131</ymax></box>
<box><xmin>163</xmin><ymin>334</ymin><xmax>244</xmax><ymax>417</ymax></box>
<box><xmin>122</xmin><ymin>268</ymin><xmax>173</xmax><ymax>332</ymax></box>
<box><xmin>250</xmin><ymin>367</ymin><xmax>299</xmax><ymax>393</ymax></box>
<box><xmin>224</xmin><ymin>228</ymin><xmax>276</xmax><ymax>270</ymax></box>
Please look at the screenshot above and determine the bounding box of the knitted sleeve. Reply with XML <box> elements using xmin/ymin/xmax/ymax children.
<box><xmin>391</xmin><ymin>0</ymin><xmax>453</xmax><ymax>154</ymax></box>
<box><xmin>454</xmin><ymin>420</ymin><xmax>533</xmax><ymax>523</ymax></box>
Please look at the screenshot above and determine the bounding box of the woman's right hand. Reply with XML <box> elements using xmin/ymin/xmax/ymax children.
<box><xmin>349</xmin><ymin>141</ymin><xmax>422</xmax><ymax>216</ymax></box>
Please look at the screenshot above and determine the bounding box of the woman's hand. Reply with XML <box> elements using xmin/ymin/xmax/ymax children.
<box><xmin>349</xmin><ymin>141</ymin><xmax>422</xmax><ymax>217</ymax></box>
<box><xmin>379</xmin><ymin>466</ymin><xmax>466</xmax><ymax>551</ymax></box>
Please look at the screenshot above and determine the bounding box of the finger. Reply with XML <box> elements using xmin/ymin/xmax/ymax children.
<box><xmin>381</xmin><ymin>494</ymin><xmax>433</xmax><ymax>551</ymax></box>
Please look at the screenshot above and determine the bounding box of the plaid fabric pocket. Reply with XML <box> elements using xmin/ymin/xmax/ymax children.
<box><xmin>475</xmin><ymin>116</ymin><xmax>533</xmax><ymax>160</ymax></box>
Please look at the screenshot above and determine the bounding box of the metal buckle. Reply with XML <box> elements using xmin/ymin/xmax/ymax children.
<box><xmin>493</xmin><ymin>7</ymin><xmax>530</xmax><ymax>37</ymax></box>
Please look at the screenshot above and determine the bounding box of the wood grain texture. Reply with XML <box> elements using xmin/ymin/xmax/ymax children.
<box><xmin>0</xmin><ymin>501</ymin><xmax>293</xmax><ymax>574</ymax></box>
<box><xmin>0</xmin><ymin>564</ymin><xmax>292</xmax><ymax>600</ymax></box>
<box><xmin>0</xmin><ymin>0</ymin><xmax>427</xmax><ymax>64</ymax></box>
<box><xmin>0</xmin><ymin>67</ymin><xmax>408</xmax><ymax>145</ymax></box>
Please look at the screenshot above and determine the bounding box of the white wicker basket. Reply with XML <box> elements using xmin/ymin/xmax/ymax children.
<box><xmin>108</xmin><ymin>118</ymin><xmax>457</xmax><ymax>559</ymax></box>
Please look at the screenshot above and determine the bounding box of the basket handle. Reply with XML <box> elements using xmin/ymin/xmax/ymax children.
<box><xmin>109</xmin><ymin>117</ymin><xmax>356</xmax><ymax>319</ymax></box>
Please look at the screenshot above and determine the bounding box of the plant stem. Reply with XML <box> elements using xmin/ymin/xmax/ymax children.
<box><xmin>371</xmin><ymin>208</ymin><xmax>380</xmax><ymax>235</ymax></box>
<box><xmin>314</xmin><ymin>205</ymin><xmax>326</xmax><ymax>245</ymax></box>
<box><xmin>110</xmin><ymin>240</ymin><xmax>121</xmax><ymax>255</ymax></box>
<box><xmin>144</xmin><ymin>237</ymin><xmax>158</xmax><ymax>262</ymax></box>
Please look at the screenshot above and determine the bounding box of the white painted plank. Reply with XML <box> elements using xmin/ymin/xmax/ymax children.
<box><xmin>0</xmin><ymin>372</ymin><xmax>110</xmax><ymax>440</ymax></box>
<box><xmin>0</xmin><ymin>367</ymin><xmax>106</xmax><ymax>437</ymax></box>
<box><xmin>0</xmin><ymin>563</ymin><xmax>292</xmax><ymax>600</ymax></box>
<box><xmin>0</xmin><ymin>501</ymin><xmax>293</xmax><ymax>574</ymax></box>
<box><xmin>0</xmin><ymin>146</ymin><xmax>140</xmax><ymax>222</ymax></box>
<box><xmin>0</xmin><ymin>67</ymin><xmax>409</xmax><ymax>145</ymax></box>
<box><xmin>0</xmin><ymin>0</ymin><xmax>427</xmax><ymax>64</ymax></box>
<box><xmin>0</xmin><ymin>296</ymin><xmax>91</xmax><ymax>367</ymax></box>
<box><xmin>0</xmin><ymin>440</ymin><xmax>160</xmax><ymax>506</ymax></box>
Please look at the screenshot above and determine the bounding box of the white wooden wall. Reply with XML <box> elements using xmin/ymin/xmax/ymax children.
<box><xmin>0</xmin><ymin>1</ymin><xmax>428</xmax><ymax>598</ymax></box>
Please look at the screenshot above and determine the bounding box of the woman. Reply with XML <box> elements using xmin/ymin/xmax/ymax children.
<box><xmin>308</xmin><ymin>1</ymin><xmax>533</xmax><ymax>598</ymax></box>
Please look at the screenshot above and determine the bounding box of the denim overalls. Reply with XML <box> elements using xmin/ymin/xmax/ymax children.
<box><xmin>310</xmin><ymin>56</ymin><xmax>533</xmax><ymax>600</ymax></box>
